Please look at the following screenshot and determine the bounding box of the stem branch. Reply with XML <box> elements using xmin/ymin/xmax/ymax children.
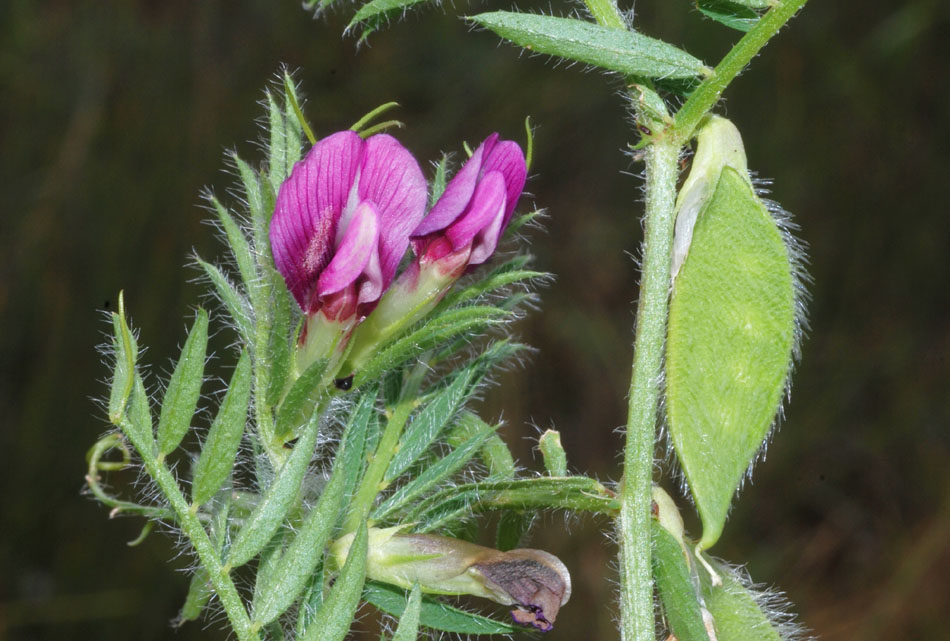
<box><xmin>673</xmin><ymin>0</ymin><xmax>810</xmax><ymax>144</ymax></box>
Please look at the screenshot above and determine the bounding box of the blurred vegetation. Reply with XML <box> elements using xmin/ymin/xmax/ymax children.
<box><xmin>1</xmin><ymin>0</ymin><xmax>948</xmax><ymax>639</ymax></box>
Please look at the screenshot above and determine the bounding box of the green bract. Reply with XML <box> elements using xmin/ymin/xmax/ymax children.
<box><xmin>666</xmin><ymin>118</ymin><xmax>799</xmax><ymax>550</ymax></box>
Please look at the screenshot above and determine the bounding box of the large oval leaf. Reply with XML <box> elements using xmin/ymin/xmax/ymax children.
<box><xmin>470</xmin><ymin>12</ymin><xmax>708</xmax><ymax>80</ymax></box>
<box><xmin>666</xmin><ymin>167</ymin><xmax>797</xmax><ymax>550</ymax></box>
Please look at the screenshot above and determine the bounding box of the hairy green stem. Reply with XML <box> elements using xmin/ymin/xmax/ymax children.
<box><xmin>343</xmin><ymin>397</ymin><xmax>415</xmax><ymax>533</ymax></box>
<box><xmin>583</xmin><ymin>0</ymin><xmax>626</xmax><ymax>29</ymax></box>
<box><xmin>620</xmin><ymin>140</ymin><xmax>679</xmax><ymax>641</ymax></box>
<box><xmin>673</xmin><ymin>0</ymin><xmax>810</xmax><ymax>144</ymax></box>
<box><xmin>121</xmin><ymin>421</ymin><xmax>259</xmax><ymax>641</ymax></box>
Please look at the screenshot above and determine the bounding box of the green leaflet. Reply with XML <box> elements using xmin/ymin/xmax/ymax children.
<box><xmin>251</xmin><ymin>446</ymin><xmax>348</xmax><ymax>626</ymax></box>
<box><xmin>652</xmin><ymin>522</ymin><xmax>710</xmax><ymax>641</ymax></box>
<box><xmin>300</xmin><ymin>523</ymin><xmax>368</xmax><ymax>641</ymax></box>
<box><xmin>372</xmin><ymin>418</ymin><xmax>498</xmax><ymax>521</ymax></box>
<box><xmin>191</xmin><ymin>350</ymin><xmax>252</xmax><ymax>507</ymax></box>
<box><xmin>178</xmin><ymin>567</ymin><xmax>212</xmax><ymax>624</ymax></box>
<box><xmin>210</xmin><ymin>196</ymin><xmax>258</xmax><ymax>302</ymax></box>
<box><xmin>352</xmin><ymin>306</ymin><xmax>510</xmax><ymax>388</ymax></box>
<box><xmin>194</xmin><ymin>256</ymin><xmax>253</xmax><ymax>342</ymax></box>
<box><xmin>274</xmin><ymin>357</ymin><xmax>329</xmax><ymax>438</ymax></box>
<box><xmin>666</xmin><ymin>166</ymin><xmax>796</xmax><ymax>550</ymax></box>
<box><xmin>385</xmin><ymin>360</ymin><xmax>482</xmax><ymax>482</ymax></box>
<box><xmin>108</xmin><ymin>295</ymin><xmax>137</xmax><ymax>424</ymax></box>
<box><xmin>265</xmin><ymin>276</ymin><xmax>294</xmax><ymax>407</ymax></box>
<box><xmin>348</xmin><ymin>0</ymin><xmax>432</xmax><ymax>38</ymax></box>
<box><xmin>696</xmin><ymin>0</ymin><xmax>763</xmax><ymax>32</ymax></box>
<box><xmin>470</xmin><ymin>12</ymin><xmax>708</xmax><ymax>80</ymax></box>
<box><xmin>389</xmin><ymin>584</ymin><xmax>422</xmax><ymax>641</ymax></box>
<box><xmin>227</xmin><ymin>404</ymin><xmax>322</xmax><ymax>568</ymax></box>
<box><xmin>364</xmin><ymin>581</ymin><xmax>518</xmax><ymax>635</ymax></box>
<box><xmin>157</xmin><ymin>309</ymin><xmax>208</xmax><ymax>456</ymax></box>
<box><xmin>267</xmin><ymin>80</ymin><xmax>304</xmax><ymax>194</ymax></box>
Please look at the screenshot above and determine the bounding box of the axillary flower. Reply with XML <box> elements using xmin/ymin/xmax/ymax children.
<box><xmin>333</xmin><ymin>526</ymin><xmax>571</xmax><ymax>632</ymax></box>
<box><xmin>270</xmin><ymin>130</ymin><xmax>426</xmax><ymax>366</ymax></box>
<box><xmin>341</xmin><ymin>133</ymin><xmax>528</xmax><ymax>372</ymax></box>
<box><xmin>412</xmin><ymin>132</ymin><xmax>528</xmax><ymax>276</ymax></box>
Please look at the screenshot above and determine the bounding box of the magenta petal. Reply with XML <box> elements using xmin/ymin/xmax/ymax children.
<box><xmin>481</xmin><ymin>140</ymin><xmax>527</xmax><ymax>225</ymax></box>
<box><xmin>270</xmin><ymin>131</ymin><xmax>363</xmax><ymax>310</ymax></box>
<box><xmin>317</xmin><ymin>201</ymin><xmax>380</xmax><ymax>298</ymax></box>
<box><xmin>357</xmin><ymin>134</ymin><xmax>427</xmax><ymax>287</ymax></box>
<box><xmin>412</xmin><ymin>133</ymin><xmax>499</xmax><ymax>237</ymax></box>
<box><xmin>445</xmin><ymin>171</ymin><xmax>506</xmax><ymax>253</ymax></box>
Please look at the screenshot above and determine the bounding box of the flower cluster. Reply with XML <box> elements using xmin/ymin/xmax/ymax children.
<box><xmin>270</xmin><ymin>128</ymin><xmax>528</xmax><ymax>372</ymax></box>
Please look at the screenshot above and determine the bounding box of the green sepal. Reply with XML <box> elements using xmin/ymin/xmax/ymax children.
<box><xmin>274</xmin><ymin>357</ymin><xmax>329</xmax><ymax>438</ymax></box>
<box><xmin>429</xmin><ymin>155</ymin><xmax>449</xmax><ymax>206</ymax></box>
<box><xmin>652</xmin><ymin>521</ymin><xmax>710</xmax><ymax>641</ymax></box>
<box><xmin>470</xmin><ymin>12</ymin><xmax>708</xmax><ymax>80</ymax></box>
<box><xmin>300</xmin><ymin>522</ymin><xmax>368</xmax><ymax>641</ymax></box>
<box><xmin>389</xmin><ymin>583</ymin><xmax>422</xmax><ymax>641</ymax></box>
<box><xmin>364</xmin><ymin>581</ymin><xmax>518</xmax><ymax>635</ymax></box>
<box><xmin>666</xmin><ymin>167</ymin><xmax>796</xmax><ymax>549</ymax></box>
<box><xmin>191</xmin><ymin>350</ymin><xmax>252</xmax><ymax>507</ymax></box>
<box><xmin>252</xmin><ymin>442</ymin><xmax>348</xmax><ymax>626</ymax></box>
<box><xmin>372</xmin><ymin>417</ymin><xmax>499</xmax><ymax>521</ymax></box>
<box><xmin>156</xmin><ymin>309</ymin><xmax>208</xmax><ymax>456</ymax></box>
<box><xmin>226</xmin><ymin>404</ymin><xmax>322</xmax><ymax>568</ymax></box>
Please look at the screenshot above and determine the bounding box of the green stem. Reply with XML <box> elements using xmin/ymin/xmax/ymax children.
<box><xmin>121</xmin><ymin>420</ymin><xmax>259</xmax><ymax>641</ymax></box>
<box><xmin>619</xmin><ymin>139</ymin><xmax>679</xmax><ymax>641</ymax></box>
<box><xmin>343</xmin><ymin>395</ymin><xmax>415</xmax><ymax>533</ymax></box>
<box><xmin>583</xmin><ymin>0</ymin><xmax>626</xmax><ymax>29</ymax></box>
<box><xmin>673</xmin><ymin>0</ymin><xmax>810</xmax><ymax>144</ymax></box>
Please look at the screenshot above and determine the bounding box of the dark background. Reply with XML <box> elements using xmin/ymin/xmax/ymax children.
<box><xmin>2</xmin><ymin>1</ymin><xmax>948</xmax><ymax>639</ymax></box>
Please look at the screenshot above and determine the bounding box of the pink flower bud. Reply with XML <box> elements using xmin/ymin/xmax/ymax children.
<box><xmin>411</xmin><ymin>133</ymin><xmax>527</xmax><ymax>274</ymax></box>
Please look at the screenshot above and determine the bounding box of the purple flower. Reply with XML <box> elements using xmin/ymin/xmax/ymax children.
<box><xmin>270</xmin><ymin>130</ymin><xmax>427</xmax><ymax>321</ymax></box>
<box><xmin>411</xmin><ymin>133</ymin><xmax>527</xmax><ymax>275</ymax></box>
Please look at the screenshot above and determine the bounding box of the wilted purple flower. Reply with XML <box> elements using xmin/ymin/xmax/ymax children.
<box><xmin>270</xmin><ymin>130</ymin><xmax>427</xmax><ymax>322</ymax></box>
<box><xmin>411</xmin><ymin>133</ymin><xmax>527</xmax><ymax>276</ymax></box>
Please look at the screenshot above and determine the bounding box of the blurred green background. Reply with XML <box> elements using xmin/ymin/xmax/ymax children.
<box><xmin>2</xmin><ymin>0</ymin><xmax>948</xmax><ymax>639</ymax></box>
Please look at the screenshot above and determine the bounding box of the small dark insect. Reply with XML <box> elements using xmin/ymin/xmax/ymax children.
<box><xmin>334</xmin><ymin>375</ymin><xmax>354</xmax><ymax>391</ymax></box>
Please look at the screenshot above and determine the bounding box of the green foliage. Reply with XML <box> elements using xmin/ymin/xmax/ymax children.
<box><xmin>389</xmin><ymin>584</ymin><xmax>422</xmax><ymax>641</ymax></box>
<box><xmin>470</xmin><ymin>12</ymin><xmax>708</xmax><ymax>82</ymax></box>
<box><xmin>157</xmin><ymin>309</ymin><xmax>208</xmax><ymax>456</ymax></box>
<box><xmin>695</xmin><ymin>0</ymin><xmax>763</xmax><ymax>32</ymax></box>
<box><xmin>364</xmin><ymin>582</ymin><xmax>518</xmax><ymax>635</ymax></box>
<box><xmin>301</xmin><ymin>523</ymin><xmax>368</xmax><ymax>641</ymax></box>
<box><xmin>666</xmin><ymin>167</ymin><xmax>797</xmax><ymax>549</ymax></box>
<box><xmin>227</xmin><ymin>406</ymin><xmax>322</xmax><ymax>568</ymax></box>
<box><xmin>191</xmin><ymin>350</ymin><xmax>252</xmax><ymax>507</ymax></box>
<box><xmin>652</xmin><ymin>522</ymin><xmax>710</xmax><ymax>641</ymax></box>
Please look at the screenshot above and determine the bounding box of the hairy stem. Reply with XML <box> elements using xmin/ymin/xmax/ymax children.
<box><xmin>343</xmin><ymin>397</ymin><xmax>415</xmax><ymax>533</ymax></box>
<box><xmin>619</xmin><ymin>139</ymin><xmax>679</xmax><ymax>641</ymax></box>
<box><xmin>122</xmin><ymin>420</ymin><xmax>259</xmax><ymax>641</ymax></box>
<box><xmin>583</xmin><ymin>0</ymin><xmax>626</xmax><ymax>29</ymax></box>
<box><xmin>673</xmin><ymin>0</ymin><xmax>810</xmax><ymax>144</ymax></box>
